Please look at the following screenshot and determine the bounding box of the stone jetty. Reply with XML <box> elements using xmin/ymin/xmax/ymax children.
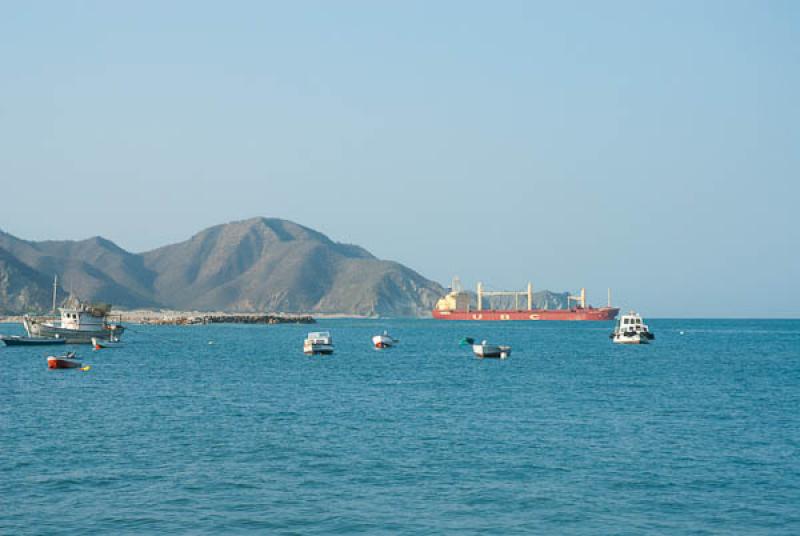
<box><xmin>142</xmin><ymin>314</ymin><xmax>314</xmax><ymax>325</ymax></box>
<box><xmin>113</xmin><ymin>310</ymin><xmax>314</xmax><ymax>325</ymax></box>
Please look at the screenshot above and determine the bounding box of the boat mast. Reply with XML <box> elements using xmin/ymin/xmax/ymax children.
<box><xmin>608</xmin><ymin>288</ymin><xmax>612</xmax><ymax>308</ymax></box>
<box><xmin>52</xmin><ymin>275</ymin><xmax>58</xmax><ymax>313</ymax></box>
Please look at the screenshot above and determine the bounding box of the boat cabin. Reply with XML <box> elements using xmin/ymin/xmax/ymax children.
<box><xmin>59</xmin><ymin>306</ymin><xmax>107</xmax><ymax>330</ymax></box>
<box><xmin>306</xmin><ymin>331</ymin><xmax>332</xmax><ymax>344</ymax></box>
<box><xmin>616</xmin><ymin>311</ymin><xmax>651</xmax><ymax>334</ymax></box>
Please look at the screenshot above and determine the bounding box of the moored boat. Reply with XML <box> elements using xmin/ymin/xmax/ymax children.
<box><xmin>372</xmin><ymin>331</ymin><xmax>398</xmax><ymax>349</ymax></box>
<box><xmin>47</xmin><ymin>351</ymin><xmax>83</xmax><ymax>369</ymax></box>
<box><xmin>472</xmin><ymin>340</ymin><xmax>512</xmax><ymax>359</ymax></box>
<box><xmin>0</xmin><ymin>335</ymin><xmax>67</xmax><ymax>347</ymax></box>
<box><xmin>91</xmin><ymin>337</ymin><xmax>124</xmax><ymax>349</ymax></box>
<box><xmin>24</xmin><ymin>299</ymin><xmax>124</xmax><ymax>344</ymax></box>
<box><xmin>611</xmin><ymin>311</ymin><xmax>654</xmax><ymax>344</ymax></box>
<box><xmin>303</xmin><ymin>331</ymin><xmax>334</xmax><ymax>355</ymax></box>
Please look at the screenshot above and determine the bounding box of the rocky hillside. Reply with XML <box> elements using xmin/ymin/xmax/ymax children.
<box><xmin>0</xmin><ymin>247</ymin><xmax>57</xmax><ymax>314</ymax></box>
<box><xmin>0</xmin><ymin>219</ymin><xmax>444</xmax><ymax>316</ymax></box>
<box><xmin>141</xmin><ymin>218</ymin><xmax>443</xmax><ymax>315</ymax></box>
<box><xmin>0</xmin><ymin>231</ymin><xmax>159</xmax><ymax>309</ymax></box>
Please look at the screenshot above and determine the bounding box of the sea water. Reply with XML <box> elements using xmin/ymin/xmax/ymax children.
<box><xmin>1</xmin><ymin>319</ymin><xmax>798</xmax><ymax>534</ymax></box>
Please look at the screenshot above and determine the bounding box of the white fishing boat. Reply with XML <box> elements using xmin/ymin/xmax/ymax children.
<box><xmin>24</xmin><ymin>300</ymin><xmax>124</xmax><ymax>344</ymax></box>
<box><xmin>91</xmin><ymin>336</ymin><xmax>124</xmax><ymax>349</ymax></box>
<box><xmin>611</xmin><ymin>311</ymin><xmax>654</xmax><ymax>344</ymax></box>
<box><xmin>372</xmin><ymin>331</ymin><xmax>398</xmax><ymax>349</ymax></box>
<box><xmin>303</xmin><ymin>331</ymin><xmax>334</xmax><ymax>355</ymax></box>
<box><xmin>472</xmin><ymin>340</ymin><xmax>512</xmax><ymax>359</ymax></box>
<box><xmin>22</xmin><ymin>278</ymin><xmax>124</xmax><ymax>344</ymax></box>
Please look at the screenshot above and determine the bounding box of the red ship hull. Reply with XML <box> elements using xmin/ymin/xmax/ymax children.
<box><xmin>47</xmin><ymin>357</ymin><xmax>82</xmax><ymax>369</ymax></box>
<box><xmin>432</xmin><ymin>307</ymin><xmax>619</xmax><ymax>321</ymax></box>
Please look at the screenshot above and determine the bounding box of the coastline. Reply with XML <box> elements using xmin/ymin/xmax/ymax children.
<box><xmin>0</xmin><ymin>309</ymin><xmax>383</xmax><ymax>326</ymax></box>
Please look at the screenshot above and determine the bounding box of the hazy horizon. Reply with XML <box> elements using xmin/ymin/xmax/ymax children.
<box><xmin>1</xmin><ymin>1</ymin><xmax>798</xmax><ymax>318</ymax></box>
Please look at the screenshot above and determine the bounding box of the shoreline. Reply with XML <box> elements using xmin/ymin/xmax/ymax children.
<box><xmin>0</xmin><ymin>309</ymin><xmax>383</xmax><ymax>325</ymax></box>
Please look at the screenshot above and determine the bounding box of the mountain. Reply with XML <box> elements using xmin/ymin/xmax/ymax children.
<box><xmin>0</xmin><ymin>247</ymin><xmax>57</xmax><ymax>314</ymax></box>
<box><xmin>141</xmin><ymin>218</ymin><xmax>443</xmax><ymax>315</ymax></box>
<box><xmin>0</xmin><ymin>231</ymin><xmax>159</xmax><ymax>309</ymax></box>
<box><xmin>0</xmin><ymin>218</ymin><xmax>445</xmax><ymax>316</ymax></box>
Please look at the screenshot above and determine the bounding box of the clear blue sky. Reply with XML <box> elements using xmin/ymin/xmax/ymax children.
<box><xmin>1</xmin><ymin>1</ymin><xmax>798</xmax><ymax>317</ymax></box>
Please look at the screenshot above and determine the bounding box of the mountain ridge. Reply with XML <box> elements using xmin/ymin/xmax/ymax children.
<box><xmin>0</xmin><ymin>218</ymin><xmax>444</xmax><ymax>316</ymax></box>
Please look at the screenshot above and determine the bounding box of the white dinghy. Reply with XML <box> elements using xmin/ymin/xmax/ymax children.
<box><xmin>472</xmin><ymin>340</ymin><xmax>512</xmax><ymax>359</ymax></box>
<box><xmin>372</xmin><ymin>331</ymin><xmax>398</xmax><ymax>349</ymax></box>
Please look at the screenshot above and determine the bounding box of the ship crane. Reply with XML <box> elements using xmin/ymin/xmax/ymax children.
<box><xmin>476</xmin><ymin>282</ymin><xmax>534</xmax><ymax>311</ymax></box>
<box><xmin>567</xmin><ymin>288</ymin><xmax>587</xmax><ymax>309</ymax></box>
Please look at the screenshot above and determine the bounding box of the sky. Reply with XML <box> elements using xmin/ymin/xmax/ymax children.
<box><xmin>1</xmin><ymin>1</ymin><xmax>798</xmax><ymax>317</ymax></box>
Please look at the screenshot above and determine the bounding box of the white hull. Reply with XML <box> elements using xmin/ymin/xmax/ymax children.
<box><xmin>613</xmin><ymin>333</ymin><xmax>648</xmax><ymax>344</ymax></box>
<box><xmin>91</xmin><ymin>337</ymin><xmax>124</xmax><ymax>349</ymax></box>
<box><xmin>303</xmin><ymin>342</ymin><xmax>334</xmax><ymax>355</ymax></box>
<box><xmin>372</xmin><ymin>334</ymin><xmax>397</xmax><ymax>348</ymax></box>
<box><xmin>25</xmin><ymin>322</ymin><xmax>124</xmax><ymax>344</ymax></box>
<box><xmin>472</xmin><ymin>343</ymin><xmax>511</xmax><ymax>359</ymax></box>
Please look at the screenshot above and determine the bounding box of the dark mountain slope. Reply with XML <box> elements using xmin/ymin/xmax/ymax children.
<box><xmin>0</xmin><ymin>231</ymin><xmax>159</xmax><ymax>308</ymax></box>
<box><xmin>0</xmin><ymin>247</ymin><xmax>59</xmax><ymax>314</ymax></box>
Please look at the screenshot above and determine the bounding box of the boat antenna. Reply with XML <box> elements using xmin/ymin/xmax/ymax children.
<box><xmin>52</xmin><ymin>275</ymin><xmax>58</xmax><ymax>313</ymax></box>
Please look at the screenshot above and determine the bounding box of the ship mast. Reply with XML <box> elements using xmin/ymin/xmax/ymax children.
<box><xmin>528</xmin><ymin>282</ymin><xmax>533</xmax><ymax>311</ymax></box>
<box><xmin>51</xmin><ymin>275</ymin><xmax>58</xmax><ymax>313</ymax></box>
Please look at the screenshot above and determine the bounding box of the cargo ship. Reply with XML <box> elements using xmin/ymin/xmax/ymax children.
<box><xmin>432</xmin><ymin>279</ymin><xmax>619</xmax><ymax>321</ymax></box>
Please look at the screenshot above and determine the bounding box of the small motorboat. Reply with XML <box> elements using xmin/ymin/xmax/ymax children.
<box><xmin>303</xmin><ymin>331</ymin><xmax>334</xmax><ymax>355</ymax></box>
<box><xmin>47</xmin><ymin>351</ymin><xmax>84</xmax><ymax>369</ymax></box>
<box><xmin>611</xmin><ymin>311</ymin><xmax>655</xmax><ymax>344</ymax></box>
<box><xmin>372</xmin><ymin>331</ymin><xmax>398</xmax><ymax>349</ymax></box>
<box><xmin>91</xmin><ymin>337</ymin><xmax>124</xmax><ymax>349</ymax></box>
<box><xmin>1</xmin><ymin>335</ymin><xmax>66</xmax><ymax>346</ymax></box>
<box><xmin>472</xmin><ymin>340</ymin><xmax>512</xmax><ymax>359</ymax></box>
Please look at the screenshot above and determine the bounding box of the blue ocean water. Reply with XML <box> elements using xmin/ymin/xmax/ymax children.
<box><xmin>1</xmin><ymin>319</ymin><xmax>798</xmax><ymax>535</ymax></box>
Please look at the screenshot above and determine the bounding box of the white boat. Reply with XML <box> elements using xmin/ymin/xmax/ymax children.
<box><xmin>91</xmin><ymin>336</ymin><xmax>124</xmax><ymax>349</ymax></box>
<box><xmin>472</xmin><ymin>340</ymin><xmax>511</xmax><ymax>359</ymax></box>
<box><xmin>303</xmin><ymin>331</ymin><xmax>334</xmax><ymax>355</ymax></box>
<box><xmin>23</xmin><ymin>298</ymin><xmax>124</xmax><ymax>344</ymax></box>
<box><xmin>372</xmin><ymin>331</ymin><xmax>398</xmax><ymax>349</ymax></box>
<box><xmin>611</xmin><ymin>311</ymin><xmax>654</xmax><ymax>344</ymax></box>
